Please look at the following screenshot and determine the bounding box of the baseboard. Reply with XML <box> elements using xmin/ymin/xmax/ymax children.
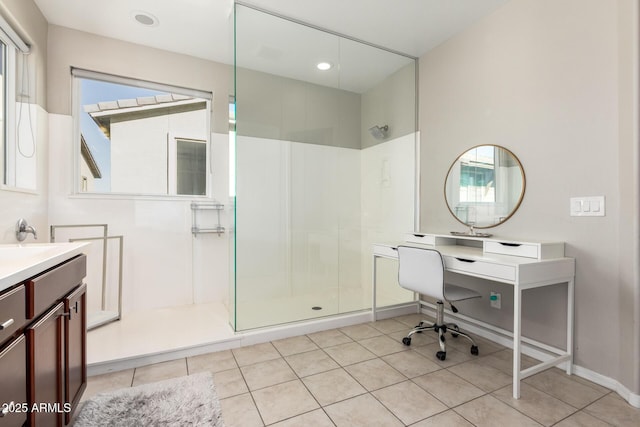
<box><xmin>419</xmin><ymin>303</ymin><xmax>565</xmax><ymax>364</ymax></box>
<box><xmin>571</xmin><ymin>365</ymin><xmax>640</xmax><ymax>409</ymax></box>
<box><xmin>419</xmin><ymin>305</ymin><xmax>640</xmax><ymax>409</ymax></box>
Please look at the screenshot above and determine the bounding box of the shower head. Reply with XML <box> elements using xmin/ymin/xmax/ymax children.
<box><xmin>368</xmin><ymin>125</ymin><xmax>389</xmax><ymax>140</ymax></box>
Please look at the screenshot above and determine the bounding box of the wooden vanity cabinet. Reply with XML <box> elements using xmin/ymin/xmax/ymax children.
<box><xmin>26</xmin><ymin>303</ymin><xmax>66</xmax><ymax>427</ymax></box>
<box><xmin>64</xmin><ymin>284</ymin><xmax>87</xmax><ymax>426</ymax></box>
<box><xmin>0</xmin><ymin>253</ymin><xmax>87</xmax><ymax>427</ymax></box>
<box><xmin>0</xmin><ymin>336</ymin><xmax>27</xmax><ymax>427</ymax></box>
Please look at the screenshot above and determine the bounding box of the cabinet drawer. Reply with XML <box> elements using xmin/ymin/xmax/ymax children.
<box><xmin>0</xmin><ymin>285</ymin><xmax>26</xmax><ymax>346</ymax></box>
<box><xmin>484</xmin><ymin>241</ymin><xmax>539</xmax><ymax>259</ymax></box>
<box><xmin>0</xmin><ymin>335</ymin><xmax>27</xmax><ymax>427</ymax></box>
<box><xmin>26</xmin><ymin>255</ymin><xmax>86</xmax><ymax>319</ymax></box>
<box><xmin>405</xmin><ymin>233</ymin><xmax>437</xmax><ymax>245</ymax></box>
<box><xmin>404</xmin><ymin>234</ymin><xmax>455</xmax><ymax>246</ymax></box>
<box><xmin>445</xmin><ymin>256</ymin><xmax>516</xmax><ymax>282</ymax></box>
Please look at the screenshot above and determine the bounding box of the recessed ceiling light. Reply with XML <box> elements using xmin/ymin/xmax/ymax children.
<box><xmin>132</xmin><ymin>10</ymin><xmax>159</xmax><ymax>27</ymax></box>
<box><xmin>316</xmin><ymin>62</ymin><xmax>332</xmax><ymax>71</ymax></box>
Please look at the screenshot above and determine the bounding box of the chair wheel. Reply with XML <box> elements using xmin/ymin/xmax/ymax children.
<box><xmin>402</xmin><ymin>337</ymin><xmax>411</xmax><ymax>346</ymax></box>
<box><xmin>470</xmin><ymin>345</ymin><xmax>479</xmax><ymax>356</ymax></box>
<box><xmin>436</xmin><ymin>351</ymin><xmax>446</xmax><ymax>361</ymax></box>
<box><xmin>451</xmin><ymin>325</ymin><xmax>460</xmax><ymax>338</ymax></box>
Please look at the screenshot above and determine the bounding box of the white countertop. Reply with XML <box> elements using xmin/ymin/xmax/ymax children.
<box><xmin>0</xmin><ymin>242</ymin><xmax>90</xmax><ymax>292</ymax></box>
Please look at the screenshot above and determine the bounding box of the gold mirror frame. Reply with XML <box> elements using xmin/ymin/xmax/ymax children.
<box><xmin>444</xmin><ymin>145</ymin><xmax>526</xmax><ymax>229</ymax></box>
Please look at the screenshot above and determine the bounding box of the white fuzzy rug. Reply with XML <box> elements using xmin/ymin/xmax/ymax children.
<box><xmin>74</xmin><ymin>372</ymin><xmax>224</xmax><ymax>427</ymax></box>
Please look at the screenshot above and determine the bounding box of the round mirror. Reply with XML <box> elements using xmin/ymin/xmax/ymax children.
<box><xmin>444</xmin><ymin>145</ymin><xmax>525</xmax><ymax>228</ymax></box>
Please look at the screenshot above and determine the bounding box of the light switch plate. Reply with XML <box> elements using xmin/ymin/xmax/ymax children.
<box><xmin>570</xmin><ymin>196</ymin><xmax>605</xmax><ymax>216</ymax></box>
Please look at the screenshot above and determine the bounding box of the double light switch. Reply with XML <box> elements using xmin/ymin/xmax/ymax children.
<box><xmin>570</xmin><ymin>196</ymin><xmax>605</xmax><ymax>216</ymax></box>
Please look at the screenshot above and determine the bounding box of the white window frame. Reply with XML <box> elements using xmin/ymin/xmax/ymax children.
<box><xmin>0</xmin><ymin>11</ymin><xmax>29</xmax><ymax>191</ymax></box>
<box><xmin>71</xmin><ymin>68</ymin><xmax>213</xmax><ymax>198</ymax></box>
<box><xmin>1</xmin><ymin>40</ymin><xmax>17</xmax><ymax>187</ymax></box>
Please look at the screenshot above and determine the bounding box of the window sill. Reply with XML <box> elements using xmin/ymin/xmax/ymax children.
<box><xmin>68</xmin><ymin>192</ymin><xmax>217</xmax><ymax>202</ymax></box>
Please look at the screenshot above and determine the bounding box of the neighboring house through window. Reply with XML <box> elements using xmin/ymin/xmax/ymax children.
<box><xmin>73</xmin><ymin>68</ymin><xmax>212</xmax><ymax>196</ymax></box>
<box><xmin>80</xmin><ymin>134</ymin><xmax>102</xmax><ymax>192</ymax></box>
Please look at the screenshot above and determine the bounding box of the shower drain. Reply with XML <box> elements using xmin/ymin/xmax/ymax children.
<box><xmin>311</xmin><ymin>306</ymin><xmax>322</xmax><ymax>310</ymax></box>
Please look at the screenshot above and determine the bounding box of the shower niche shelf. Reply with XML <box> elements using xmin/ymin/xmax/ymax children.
<box><xmin>191</xmin><ymin>202</ymin><xmax>226</xmax><ymax>236</ymax></box>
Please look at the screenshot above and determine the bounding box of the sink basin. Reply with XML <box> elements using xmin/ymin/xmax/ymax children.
<box><xmin>0</xmin><ymin>242</ymin><xmax>90</xmax><ymax>292</ymax></box>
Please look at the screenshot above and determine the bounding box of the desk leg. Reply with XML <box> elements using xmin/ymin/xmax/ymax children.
<box><xmin>372</xmin><ymin>255</ymin><xmax>378</xmax><ymax>322</ymax></box>
<box><xmin>566</xmin><ymin>278</ymin><xmax>575</xmax><ymax>375</ymax></box>
<box><xmin>513</xmin><ymin>286</ymin><xmax>522</xmax><ymax>399</ymax></box>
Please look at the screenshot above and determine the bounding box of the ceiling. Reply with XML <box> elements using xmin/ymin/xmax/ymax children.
<box><xmin>33</xmin><ymin>0</ymin><xmax>510</xmax><ymax>62</ymax></box>
<box><xmin>33</xmin><ymin>0</ymin><xmax>510</xmax><ymax>93</ymax></box>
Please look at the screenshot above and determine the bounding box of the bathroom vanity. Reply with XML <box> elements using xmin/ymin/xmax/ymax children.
<box><xmin>372</xmin><ymin>232</ymin><xmax>575</xmax><ymax>400</ymax></box>
<box><xmin>0</xmin><ymin>242</ymin><xmax>88</xmax><ymax>427</ymax></box>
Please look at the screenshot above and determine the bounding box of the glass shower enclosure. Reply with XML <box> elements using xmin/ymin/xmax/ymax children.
<box><xmin>231</xmin><ymin>3</ymin><xmax>417</xmax><ymax>331</ymax></box>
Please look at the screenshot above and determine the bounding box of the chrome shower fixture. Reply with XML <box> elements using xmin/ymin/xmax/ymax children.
<box><xmin>368</xmin><ymin>124</ymin><xmax>389</xmax><ymax>140</ymax></box>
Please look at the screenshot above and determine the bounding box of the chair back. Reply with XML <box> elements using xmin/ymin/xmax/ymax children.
<box><xmin>397</xmin><ymin>246</ymin><xmax>446</xmax><ymax>301</ymax></box>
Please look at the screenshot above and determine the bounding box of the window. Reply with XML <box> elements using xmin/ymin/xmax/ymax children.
<box><xmin>0</xmin><ymin>40</ymin><xmax>7</xmax><ymax>179</ymax></box>
<box><xmin>0</xmin><ymin>13</ymin><xmax>32</xmax><ymax>190</ymax></box>
<box><xmin>73</xmin><ymin>68</ymin><xmax>212</xmax><ymax>196</ymax></box>
<box><xmin>0</xmin><ymin>15</ymin><xmax>29</xmax><ymax>189</ymax></box>
<box><xmin>171</xmin><ymin>137</ymin><xmax>206</xmax><ymax>196</ymax></box>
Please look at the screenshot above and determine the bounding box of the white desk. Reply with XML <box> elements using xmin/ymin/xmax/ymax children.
<box><xmin>372</xmin><ymin>233</ymin><xmax>575</xmax><ymax>399</ymax></box>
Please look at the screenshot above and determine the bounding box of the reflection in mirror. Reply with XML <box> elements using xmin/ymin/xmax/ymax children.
<box><xmin>445</xmin><ymin>145</ymin><xmax>525</xmax><ymax>228</ymax></box>
<box><xmin>74</xmin><ymin>70</ymin><xmax>211</xmax><ymax>196</ymax></box>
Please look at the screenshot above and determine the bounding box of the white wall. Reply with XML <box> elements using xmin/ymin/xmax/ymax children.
<box><xmin>360</xmin><ymin>133</ymin><xmax>416</xmax><ymax>305</ymax></box>
<box><xmin>0</xmin><ymin>105</ymin><xmax>48</xmax><ymax>243</ymax></box>
<box><xmin>42</xmin><ymin>25</ymin><xmax>234</xmax><ymax>315</ymax></box>
<box><xmin>235</xmin><ymin>132</ymin><xmax>416</xmax><ymax>327</ymax></box>
<box><xmin>48</xmin><ymin>113</ymin><xmax>230</xmax><ymax>314</ymax></box>
<box><xmin>234</xmin><ymin>136</ymin><xmax>362</xmax><ymax>311</ymax></box>
<box><xmin>419</xmin><ymin>0</ymin><xmax>639</xmax><ymax>399</ymax></box>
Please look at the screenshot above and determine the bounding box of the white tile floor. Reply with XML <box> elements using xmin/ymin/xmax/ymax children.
<box><xmin>81</xmin><ymin>314</ymin><xmax>640</xmax><ymax>426</ymax></box>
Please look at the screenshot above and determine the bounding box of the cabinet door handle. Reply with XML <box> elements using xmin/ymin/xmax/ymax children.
<box><xmin>74</xmin><ymin>301</ymin><xmax>79</xmax><ymax>313</ymax></box>
<box><xmin>499</xmin><ymin>242</ymin><xmax>521</xmax><ymax>247</ymax></box>
<box><xmin>0</xmin><ymin>318</ymin><xmax>14</xmax><ymax>330</ymax></box>
<box><xmin>0</xmin><ymin>401</ymin><xmax>13</xmax><ymax>417</ymax></box>
<box><xmin>455</xmin><ymin>258</ymin><xmax>476</xmax><ymax>263</ymax></box>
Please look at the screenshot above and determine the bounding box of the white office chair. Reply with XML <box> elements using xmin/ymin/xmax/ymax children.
<box><xmin>397</xmin><ymin>245</ymin><xmax>480</xmax><ymax>361</ymax></box>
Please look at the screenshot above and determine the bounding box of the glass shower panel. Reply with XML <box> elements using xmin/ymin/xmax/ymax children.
<box><xmin>233</xmin><ymin>4</ymin><xmax>417</xmax><ymax>331</ymax></box>
<box><xmin>234</xmin><ymin>5</ymin><xmax>344</xmax><ymax>330</ymax></box>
